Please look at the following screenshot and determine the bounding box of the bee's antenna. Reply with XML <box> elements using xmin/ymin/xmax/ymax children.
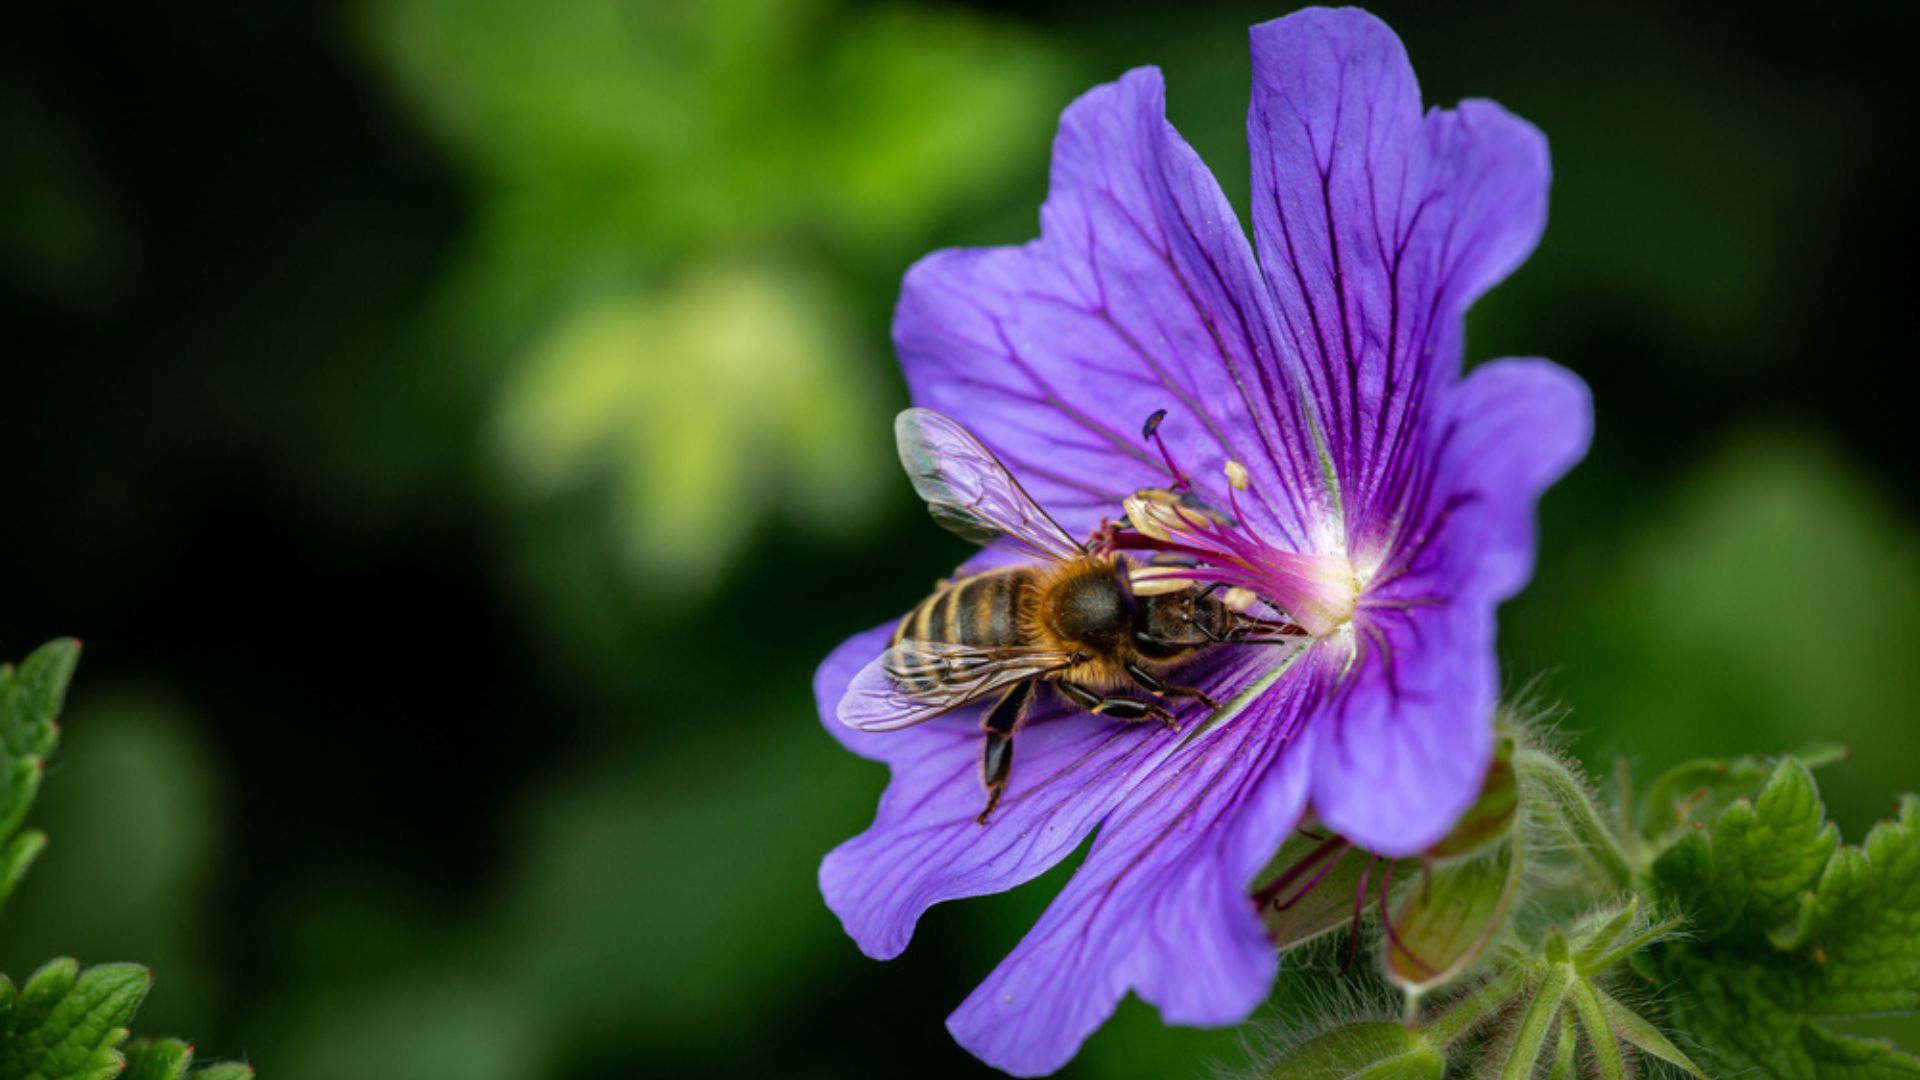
<box><xmin>1141</xmin><ymin>408</ymin><xmax>1192</xmax><ymax>491</ymax></box>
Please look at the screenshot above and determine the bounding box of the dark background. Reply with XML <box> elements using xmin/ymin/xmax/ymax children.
<box><xmin>2</xmin><ymin>1</ymin><xmax>1914</xmax><ymax>1076</ymax></box>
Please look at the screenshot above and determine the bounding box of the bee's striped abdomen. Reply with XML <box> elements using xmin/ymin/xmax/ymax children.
<box><xmin>894</xmin><ymin>568</ymin><xmax>1031</xmax><ymax>650</ymax></box>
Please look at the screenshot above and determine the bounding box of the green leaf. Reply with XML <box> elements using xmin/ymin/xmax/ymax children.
<box><xmin>1647</xmin><ymin>762</ymin><xmax>1920</xmax><ymax>1076</ymax></box>
<box><xmin>188</xmin><ymin>1067</ymin><xmax>256</xmax><ymax>1080</ymax></box>
<box><xmin>0</xmin><ymin>830</ymin><xmax>48</xmax><ymax>909</ymax></box>
<box><xmin>0</xmin><ymin>958</ymin><xmax>149</xmax><ymax>1080</ymax></box>
<box><xmin>0</xmin><ymin>642</ymin><xmax>253</xmax><ymax>1076</ymax></box>
<box><xmin>0</xmin><ymin>639</ymin><xmax>80</xmax><ymax>915</ymax></box>
<box><xmin>1638</xmin><ymin>746</ymin><xmax>1850</xmax><ymax>852</ymax></box>
<box><xmin>1800</xmin><ymin>1023</ymin><xmax>1920</xmax><ymax>1077</ymax></box>
<box><xmin>121</xmin><ymin>1038</ymin><xmax>251</xmax><ymax>1080</ymax></box>
<box><xmin>1257</xmin><ymin>1021</ymin><xmax>1443</xmax><ymax>1080</ymax></box>
<box><xmin>124</xmin><ymin>1038</ymin><xmax>193</xmax><ymax>1080</ymax></box>
<box><xmin>0</xmin><ymin>639</ymin><xmax>80</xmax><ymax>762</ymax></box>
<box><xmin>1639</xmin><ymin>753</ymin><xmax>1777</xmax><ymax>847</ymax></box>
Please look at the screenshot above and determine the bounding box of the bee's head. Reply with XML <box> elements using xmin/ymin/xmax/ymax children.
<box><xmin>1133</xmin><ymin>587</ymin><xmax>1230</xmax><ymax>655</ymax></box>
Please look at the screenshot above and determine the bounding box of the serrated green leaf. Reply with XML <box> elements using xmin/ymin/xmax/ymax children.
<box><xmin>0</xmin><ymin>759</ymin><xmax>47</xmax><ymax>843</ymax></box>
<box><xmin>0</xmin><ymin>830</ymin><xmax>48</xmax><ymax>908</ymax></box>
<box><xmin>1651</xmin><ymin>827</ymin><xmax>1713</xmax><ymax>908</ymax></box>
<box><xmin>1800</xmin><ymin>1023</ymin><xmax>1920</xmax><ymax>1076</ymax></box>
<box><xmin>0</xmin><ymin>639</ymin><xmax>80</xmax><ymax>761</ymax></box>
<box><xmin>0</xmin><ymin>959</ymin><xmax>150</xmax><ymax>1080</ymax></box>
<box><xmin>1639</xmin><ymin>748</ymin><xmax>1850</xmax><ymax>851</ymax></box>
<box><xmin>1710</xmin><ymin>760</ymin><xmax>1838</xmax><ymax>932</ymax></box>
<box><xmin>123</xmin><ymin>1042</ymin><xmax>254</xmax><ymax>1080</ymax></box>
<box><xmin>1776</xmin><ymin>796</ymin><xmax>1920</xmax><ymax>1016</ymax></box>
<box><xmin>1647</xmin><ymin>763</ymin><xmax>1920</xmax><ymax>1076</ymax></box>
<box><xmin>1639</xmin><ymin>754</ymin><xmax>1781</xmax><ymax>846</ymax></box>
<box><xmin>0</xmin><ymin>639</ymin><xmax>81</xmax><ymax>919</ymax></box>
<box><xmin>124</xmin><ymin>1037</ymin><xmax>194</xmax><ymax>1080</ymax></box>
<box><xmin>0</xmin><ymin>642</ymin><xmax>250</xmax><ymax>1076</ymax></box>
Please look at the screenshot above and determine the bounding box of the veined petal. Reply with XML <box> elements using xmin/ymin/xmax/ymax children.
<box><xmin>1385</xmin><ymin>358</ymin><xmax>1593</xmax><ymax>603</ymax></box>
<box><xmin>895</xmin><ymin>67</ymin><xmax>1321</xmax><ymax>550</ymax></box>
<box><xmin>1247</xmin><ymin>8</ymin><xmax>1550</xmax><ymax>555</ymax></box>
<box><xmin>1320</xmin><ymin>359</ymin><xmax>1590</xmax><ymax>854</ymax></box>
<box><xmin>1312</xmin><ymin>598</ymin><xmax>1495</xmax><ymax>856</ymax></box>
<box><xmin>947</xmin><ymin>656</ymin><xmax>1330</xmax><ymax>1076</ymax></box>
<box><xmin>815</xmin><ymin>625</ymin><xmax>1187</xmax><ymax>959</ymax></box>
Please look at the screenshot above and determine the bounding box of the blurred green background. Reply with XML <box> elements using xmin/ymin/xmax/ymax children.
<box><xmin>1</xmin><ymin>1</ymin><xmax>1914</xmax><ymax>1076</ymax></box>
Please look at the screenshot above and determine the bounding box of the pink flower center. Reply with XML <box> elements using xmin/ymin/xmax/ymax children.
<box><xmin>1110</xmin><ymin>480</ymin><xmax>1359</xmax><ymax>639</ymax></box>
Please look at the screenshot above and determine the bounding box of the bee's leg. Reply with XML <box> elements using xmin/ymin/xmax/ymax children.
<box><xmin>1055</xmin><ymin>680</ymin><xmax>1177</xmax><ymax>730</ymax></box>
<box><xmin>1123</xmin><ymin>661</ymin><xmax>1220</xmax><ymax>710</ymax></box>
<box><xmin>977</xmin><ymin>681</ymin><xmax>1032</xmax><ymax>826</ymax></box>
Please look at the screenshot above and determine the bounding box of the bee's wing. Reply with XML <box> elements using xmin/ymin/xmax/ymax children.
<box><xmin>837</xmin><ymin>640</ymin><xmax>1076</xmax><ymax>732</ymax></box>
<box><xmin>896</xmin><ymin>408</ymin><xmax>1084</xmax><ymax>562</ymax></box>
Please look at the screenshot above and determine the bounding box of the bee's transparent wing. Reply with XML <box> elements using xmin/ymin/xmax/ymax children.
<box><xmin>895</xmin><ymin>408</ymin><xmax>1084</xmax><ymax>562</ymax></box>
<box><xmin>837</xmin><ymin>640</ymin><xmax>1075</xmax><ymax>732</ymax></box>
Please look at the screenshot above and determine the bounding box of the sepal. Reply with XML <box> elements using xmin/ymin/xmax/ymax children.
<box><xmin>1256</xmin><ymin>1021</ymin><xmax>1443</xmax><ymax>1079</ymax></box>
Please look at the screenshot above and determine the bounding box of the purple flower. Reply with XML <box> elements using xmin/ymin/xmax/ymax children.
<box><xmin>814</xmin><ymin>7</ymin><xmax>1590</xmax><ymax>1075</ymax></box>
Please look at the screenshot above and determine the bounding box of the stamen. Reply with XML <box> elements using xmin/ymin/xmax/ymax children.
<box><xmin>1114</xmin><ymin>495</ymin><xmax>1357</xmax><ymax>637</ymax></box>
<box><xmin>1141</xmin><ymin>408</ymin><xmax>1192</xmax><ymax>491</ymax></box>
<box><xmin>1273</xmin><ymin>844</ymin><xmax>1351</xmax><ymax>911</ymax></box>
<box><xmin>1341</xmin><ymin>857</ymin><xmax>1375</xmax><ymax>975</ymax></box>
<box><xmin>1252</xmin><ymin>834</ymin><xmax>1350</xmax><ymax>909</ymax></box>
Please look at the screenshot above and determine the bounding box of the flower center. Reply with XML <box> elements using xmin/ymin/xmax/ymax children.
<box><xmin>1115</xmin><ymin>481</ymin><xmax>1360</xmax><ymax>639</ymax></box>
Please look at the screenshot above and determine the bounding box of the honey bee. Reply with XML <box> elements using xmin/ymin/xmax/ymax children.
<box><xmin>839</xmin><ymin>409</ymin><xmax>1288</xmax><ymax>824</ymax></box>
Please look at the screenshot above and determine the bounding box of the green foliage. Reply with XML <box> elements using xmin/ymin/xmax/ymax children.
<box><xmin>1252</xmin><ymin>720</ymin><xmax>1711</xmax><ymax>1080</ymax></box>
<box><xmin>361</xmin><ymin>0</ymin><xmax>1070</xmax><ymax>608</ymax></box>
<box><xmin>1257</xmin><ymin>1021</ymin><xmax>1443</xmax><ymax>1079</ymax></box>
<box><xmin>0</xmin><ymin>641</ymin><xmax>251</xmax><ymax>1080</ymax></box>
<box><xmin>1252</xmin><ymin>720</ymin><xmax>1920</xmax><ymax>1079</ymax></box>
<box><xmin>123</xmin><ymin>1039</ymin><xmax>254</xmax><ymax>1080</ymax></box>
<box><xmin>1385</xmin><ymin>833</ymin><xmax>1523</xmax><ymax>996</ymax></box>
<box><xmin>0</xmin><ymin>959</ymin><xmax>145</xmax><ymax>1080</ymax></box>
<box><xmin>0</xmin><ymin>640</ymin><xmax>75</xmax><ymax>913</ymax></box>
<box><xmin>1265</xmin><ymin>902</ymin><xmax>1704</xmax><ymax>1080</ymax></box>
<box><xmin>1646</xmin><ymin>757</ymin><xmax>1920</xmax><ymax>1077</ymax></box>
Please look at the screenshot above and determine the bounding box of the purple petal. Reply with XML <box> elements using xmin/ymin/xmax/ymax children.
<box><xmin>947</xmin><ymin>656</ymin><xmax>1332</xmax><ymax>1076</ymax></box>
<box><xmin>815</xmin><ymin>626</ymin><xmax>1186</xmax><ymax>959</ymax></box>
<box><xmin>1247</xmin><ymin>9</ymin><xmax>1550</xmax><ymax>551</ymax></box>
<box><xmin>1415</xmin><ymin>358</ymin><xmax>1593</xmax><ymax>602</ymax></box>
<box><xmin>894</xmin><ymin>67</ymin><xmax>1322</xmax><ymax>549</ymax></box>
<box><xmin>1315</xmin><ymin>358</ymin><xmax>1590</xmax><ymax>854</ymax></box>
<box><xmin>1311</xmin><ymin>598</ymin><xmax>1495</xmax><ymax>856</ymax></box>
